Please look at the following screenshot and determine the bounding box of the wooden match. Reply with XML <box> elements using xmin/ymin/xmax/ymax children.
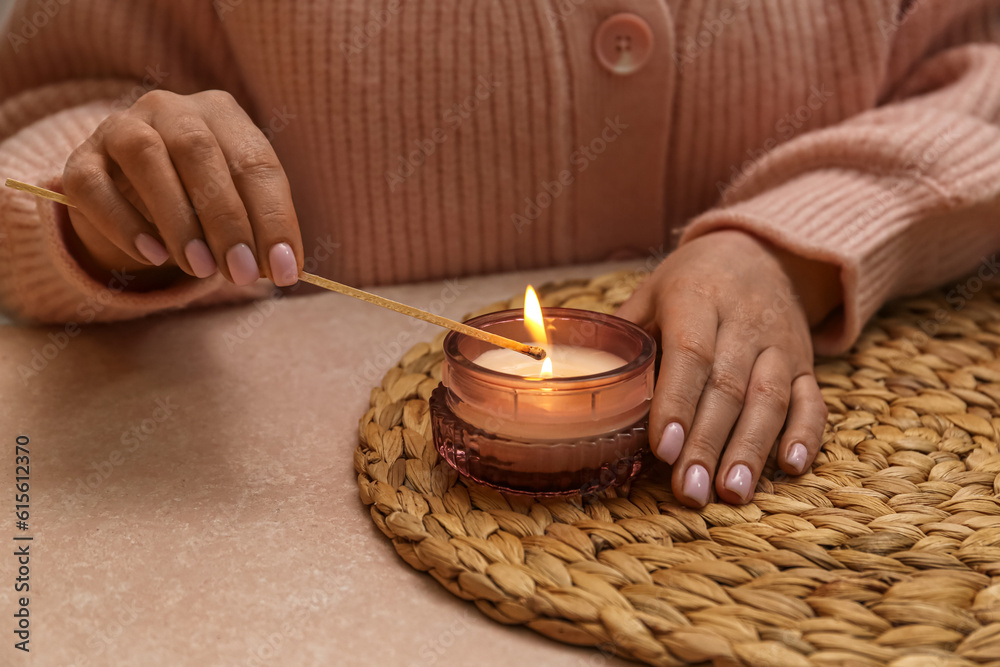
<box><xmin>4</xmin><ymin>177</ymin><xmax>547</xmax><ymax>361</ymax></box>
<box><xmin>297</xmin><ymin>273</ymin><xmax>546</xmax><ymax>360</ymax></box>
<box><xmin>6</xmin><ymin>178</ymin><xmax>74</xmax><ymax>207</ymax></box>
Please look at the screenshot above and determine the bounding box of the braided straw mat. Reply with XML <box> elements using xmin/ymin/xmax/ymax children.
<box><xmin>355</xmin><ymin>268</ymin><xmax>1000</xmax><ymax>667</ymax></box>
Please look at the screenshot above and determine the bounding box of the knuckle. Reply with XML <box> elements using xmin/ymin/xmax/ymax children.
<box><xmin>62</xmin><ymin>149</ymin><xmax>85</xmax><ymax>179</ymax></box>
<box><xmin>658</xmin><ymin>388</ymin><xmax>699</xmax><ymax>422</ymax></box>
<box><xmin>63</xmin><ymin>161</ymin><xmax>105</xmax><ymax>196</ymax></box>
<box><xmin>799</xmin><ymin>376</ymin><xmax>829</xmax><ymax>421</ymax></box>
<box><xmin>231</xmin><ymin>146</ymin><xmax>282</xmax><ymax>179</ymax></box>
<box><xmin>679</xmin><ymin>277</ymin><xmax>718</xmax><ymax>302</ymax></box>
<box><xmin>115</xmin><ymin>126</ymin><xmax>162</xmax><ymax>160</ymax></box>
<box><xmin>671</xmin><ymin>332</ymin><xmax>714</xmax><ymax>368</ymax></box>
<box><xmin>136</xmin><ymin>88</ymin><xmax>175</xmax><ymax>108</ymax></box>
<box><xmin>91</xmin><ymin>112</ymin><xmax>128</xmax><ymax>146</ymax></box>
<box><xmin>252</xmin><ymin>205</ymin><xmax>294</xmax><ymax>230</ymax></box>
<box><xmin>95</xmin><ymin>113</ymin><xmax>121</xmax><ymax>137</ymax></box>
<box><xmin>677</xmin><ymin>435</ymin><xmax>718</xmax><ymax>467</ymax></box>
<box><xmin>708</xmin><ymin>366</ymin><xmax>746</xmax><ymax>404</ymax></box>
<box><xmin>749</xmin><ymin>378</ymin><xmax>789</xmax><ymax>407</ymax></box>
<box><xmin>200</xmin><ymin>89</ymin><xmax>237</xmax><ymax>106</ymax></box>
<box><xmin>217</xmin><ymin>90</ymin><xmax>238</xmax><ymax>107</ymax></box>
<box><xmin>166</xmin><ymin>121</ymin><xmax>218</xmax><ymax>159</ymax></box>
<box><xmin>167</xmin><ymin>200</ymin><xmax>198</xmax><ymax>228</ymax></box>
<box><xmin>198</xmin><ymin>206</ymin><xmax>248</xmax><ymax>235</ymax></box>
<box><xmin>726</xmin><ymin>438</ymin><xmax>771</xmax><ymax>469</ymax></box>
<box><xmin>809</xmin><ymin>397</ymin><xmax>829</xmax><ymax>423</ymax></box>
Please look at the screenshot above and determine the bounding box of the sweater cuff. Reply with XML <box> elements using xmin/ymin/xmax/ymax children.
<box><xmin>679</xmin><ymin>167</ymin><xmax>950</xmax><ymax>356</ymax></box>
<box><xmin>1</xmin><ymin>100</ymin><xmax>268</xmax><ymax>324</ymax></box>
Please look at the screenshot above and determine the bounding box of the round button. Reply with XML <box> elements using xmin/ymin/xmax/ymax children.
<box><xmin>594</xmin><ymin>13</ymin><xmax>654</xmax><ymax>75</ymax></box>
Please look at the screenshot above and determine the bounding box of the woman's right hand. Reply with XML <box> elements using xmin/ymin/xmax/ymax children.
<box><xmin>63</xmin><ymin>89</ymin><xmax>303</xmax><ymax>287</ymax></box>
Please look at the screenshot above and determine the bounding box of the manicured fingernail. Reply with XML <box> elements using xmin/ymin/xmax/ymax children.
<box><xmin>135</xmin><ymin>233</ymin><xmax>169</xmax><ymax>266</ymax></box>
<box><xmin>683</xmin><ymin>464</ymin><xmax>711</xmax><ymax>506</ymax></box>
<box><xmin>787</xmin><ymin>442</ymin><xmax>808</xmax><ymax>475</ymax></box>
<box><xmin>724</xmin><ymin>464</ymin><xmax>753</xmax><ymax>503</ymax></box>
<box><xmin>656</xmin><ymin>422</ymin><xmax>684</xmax><ymax>464</ymax></box>
<box><xmin>268</xmin><ymin>242</ymin><xmax>299</xmax><ymax>286</ymax></box>
<box><xmin>184</xmin><ymin>239</ymin><xmax>217</xmax><ymax>278</ymax></box>
<box><xmin>226</xmin><ymin>243</ymin><xmax>260</xmax><ymax>286</ymax></box>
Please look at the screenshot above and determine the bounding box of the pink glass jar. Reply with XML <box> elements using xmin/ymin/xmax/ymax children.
<box><xmin>430</xmin><ymin>308</ymin><xmax>656</xmax><ymax>495</ymax></box>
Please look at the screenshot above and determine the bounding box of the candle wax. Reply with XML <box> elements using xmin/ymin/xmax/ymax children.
<box><xmin>474</xmin><ymin>344</ymin><xmax>626</xmax><ymax>378</ymax></box>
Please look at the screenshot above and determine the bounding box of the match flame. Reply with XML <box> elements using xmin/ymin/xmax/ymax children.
<box><xmin>524</xmin><ymin>285</ymin><xmax>548</xmax><ymax>345</ymax></box>
<box><xmin>540</xmin><ymin>357</ymin><xmax>553</xmax><ymax>378</ymax></box>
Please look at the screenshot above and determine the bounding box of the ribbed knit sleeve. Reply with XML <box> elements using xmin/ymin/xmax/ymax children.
<box><xmin>679</xmin><ymin>3</ymin><xmax>1000</xmax><ymax>355</ymax></box>
<box><xmin>0</xmin><ymin>0</ymin><xmax>268</xmax><ymax>324</ymax></box>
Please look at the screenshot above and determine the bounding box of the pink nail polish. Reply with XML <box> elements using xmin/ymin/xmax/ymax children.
<box><xmin>724</xmin><ymin>464</ymin><xmax>752</xmax><ymax>503</ymax></box>
<box><xmin>135</xmin><ymin>233</ymin><xmax>169</xmax><ymax>266</ymax></box>
<box><xmin>787</xmin><ymin>442</ymin><xmax>808</xmax><ymax>475</ymax></box>
<box><xmin>226</xmin><ymin>243</ymin><xmax>260</xmax><ymax>286</ymax></box>
<box><xmin>683</xmin><ymin>464</ymin><xmax>710</xmax><ymax>506</ymax></box>
<box><xmin>184</xmin><ymin>239</ymin><xmax>217</xmax><ymax>278</ymax></box>
<box><xmin>655</xmin><ymin>422</ymin><xmax>684</xmax><ymax>464</ymax></box>
<box><xmin>268</xmin><ymin>242</ymin><xmax>299</xmax><ymax>286</ymax></box>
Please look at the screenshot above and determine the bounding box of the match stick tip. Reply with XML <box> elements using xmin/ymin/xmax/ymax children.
<box><xmin>525</xmin><ymin>346</ymin><xmax>547</xmax><ymax>361</ymax></box>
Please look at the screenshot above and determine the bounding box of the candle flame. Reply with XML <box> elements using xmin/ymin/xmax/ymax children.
<box><xmin>524</xmin><ymin>285</ymin><xmax>548</xmax><ymax>345</ymax></box>
<box><xmin>540</xmin><ymin>357</ymin><xmax>553</xmax><ymax>378</ymax></box>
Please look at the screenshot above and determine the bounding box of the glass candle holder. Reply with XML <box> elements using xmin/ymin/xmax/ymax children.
<box><xmin>430</xmin><ymin>308</ymin><xmax>656</xmax><ymax>496</ymax></box>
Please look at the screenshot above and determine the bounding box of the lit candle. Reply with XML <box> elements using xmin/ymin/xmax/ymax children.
<box><xmin>429</xmin><ymin>286</ymin><xmax>657</xmax><ymax>496</ymax></box>
<box><xmin>473</xmin><ymin>345</ymin><xmax>626</xmax><ymax>378</ymax></box>
<box><xmin>472</xmin><ymin>286</ymin><xmax>626</xmax><ymax>379</ymax></box>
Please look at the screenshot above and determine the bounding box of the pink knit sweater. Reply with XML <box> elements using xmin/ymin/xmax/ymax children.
<box><xmin>1</xmin><ymin>0</ymin><xmax>999</xmax><ymax>354</ymax></box>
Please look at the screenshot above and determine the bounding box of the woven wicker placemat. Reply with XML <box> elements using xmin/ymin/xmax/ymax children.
<box><xmin>355</xmin><ymin>268</ymin><xmax>1000</xmax><ymax>667</ymax></box>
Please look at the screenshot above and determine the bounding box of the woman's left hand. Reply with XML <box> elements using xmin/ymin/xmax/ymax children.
<box><xmin>616</xmin><ymin>229</ymin><xmax>840</xmax><ymax>506</ymax></box>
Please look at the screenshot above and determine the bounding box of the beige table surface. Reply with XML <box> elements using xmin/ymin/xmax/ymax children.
<box><xmin>0</xmin><ymin>260</ymin><xmax>643</xmax><ymax>667</ymax></box>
